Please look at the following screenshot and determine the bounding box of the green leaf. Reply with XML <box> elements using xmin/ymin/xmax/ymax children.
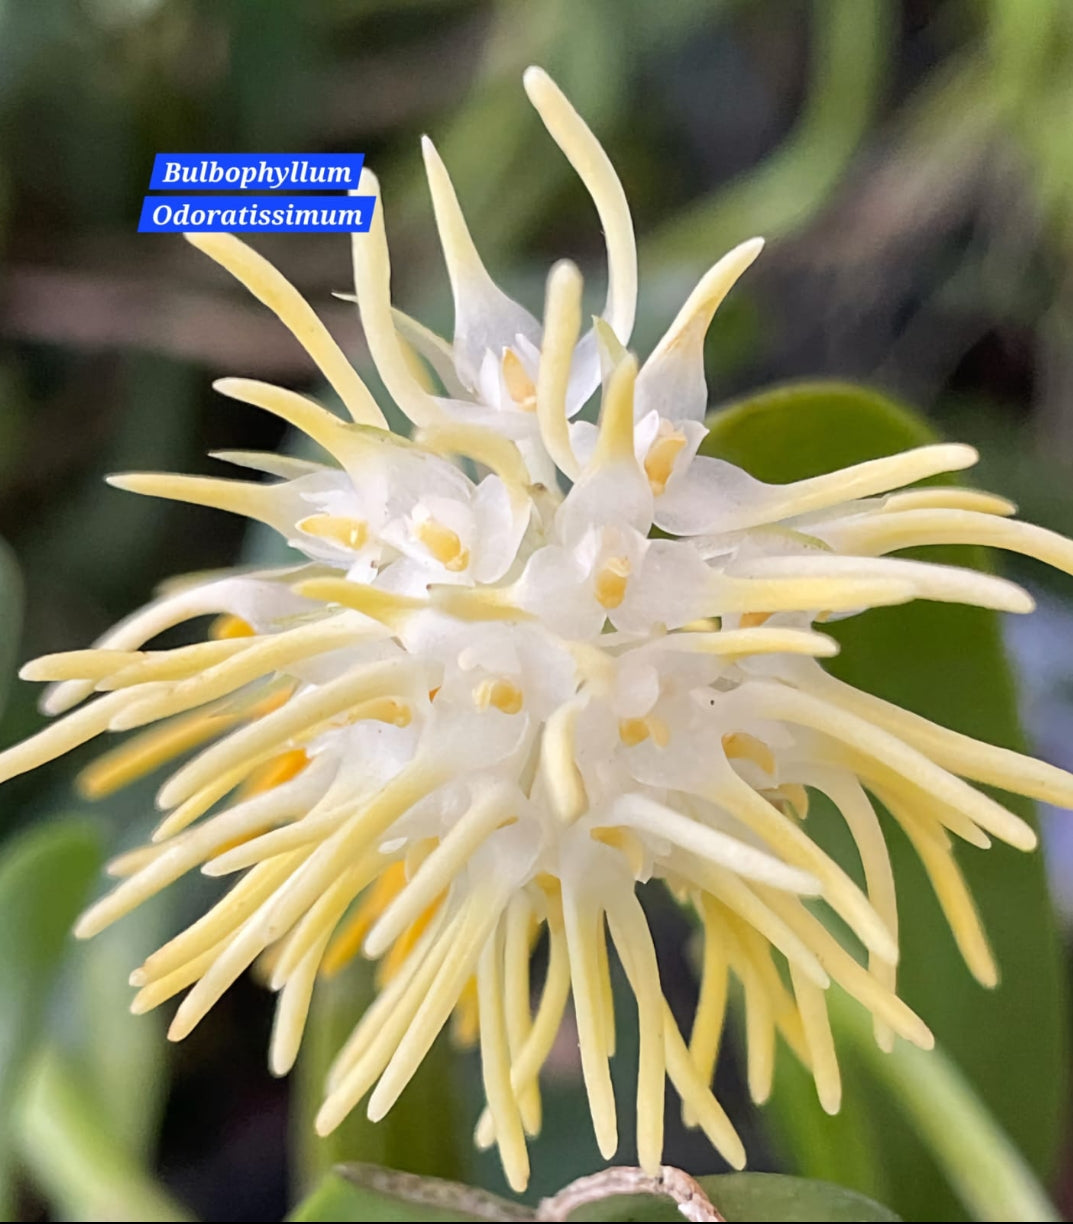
<box><xmin>569</xmin><ymin>1173</ymin><xmax>899</xmax><ymax>1222</ymax></box>
<box><xmin>41</xmin><ymin>786</ymin><xmax>175</xmax><ymax>1165</ymax></box>
<box><xmin>643</xmin><ymin>0</ymin><xmax>892</xmax><ymax>265</ymax></box>
<box><xmin>291</xmin><ymin>961</ymin><xmax>464</xmax><ymax>1196</ymax></box>
<box><xmin>35</xmin><ymin>354</ymin><xmax>201</xmax><ymax>603</ymax></box>
<box><xmin>707</xmin><ymin>1173</ymin><xmax>900</xmax><ymax>1222</ymax></box>
<box><xmin>55</xmin><ymin>897</ymin><xmax>171</xmax><ymax>1162</ymax></box>
<box><xmin>701</xmin><ymin>382</ymin><xmax>1068</xmax><ymax>1220</ymax></box>
<box><xmin>287</xmin><ymin>1165</ymin><xmax>522</xmax><ymax>1223</ymax></box>
<box><xmin>0</xmin><ymin>535</ymin><xmax>23</xmax><ymax>719</ymax></box>
<box><xmin>14</xmin><ymin>1045</ymin><xmax>192</xmax><ymax>1222</ymax></box>
<box><xmin>764</xmin><ymin>1039</ymin><xmax>890</xmax><ymax>1203</ymax></box>
<box><xmin>834</xmin><ymin>993</ymin><xmax>1058</xmax><ymax>1222</ymax></box>
<box><xmin>287</xmin><ymin>1166</ymin><xmax>899</xmax><ymax>1222</ymax></box>
<box><xmin>0</xmin><ymin>819</ymin><xmax>102</xmax><ymax>1212</ymax></box>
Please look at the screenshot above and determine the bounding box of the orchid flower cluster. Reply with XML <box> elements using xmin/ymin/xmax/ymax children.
<box><xmin>4</xmin><ymin>68</ymin><xmax>1073</xmax><ymax>1192</ymax></box>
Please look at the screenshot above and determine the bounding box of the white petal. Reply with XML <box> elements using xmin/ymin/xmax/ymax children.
<box><xmin>613</xmin><ymin>539</ymin><xmax>712</xmax><ymax>632</ymax></box>
<box><xmin>471</xmin><ymin>476</ymin><xmax>530</xmax><ymax>583</ymax></box>
<box><xmin>391</xmin><ymin>308</ymin><xmax>469</xmax><ymax>398</ymax></box>
<box><xmin>653</xmin><ymin>454</ymin><xmax>776</xmax><ymax>536</ymax></box>
<box><xmin>350</xmin><ymin>172</ymin><xmax>443</xmax><ymax>427</ymax></box>
<box><xmin>515</xmin><ymin>546</ymin><xmax>605</xmax><ymax>640</ymax></box>
<box><xmin>523</xmin><ymin>67</ymin><xmax>636</xmax><ymax>344</ymax></box>
<box><xmin>655</xmin><ymin>444</ymin><xmax>979</xmax><ymax>536</ymax></box>
<box><xmin>421</xmin><ymin>137</ymin><xmax>541</xmax><ymax>390</ymax></box>
<box><xmin>635</xmin><ymin>239</ymin><xmax>764</xmax><ymax>423</ymax></box>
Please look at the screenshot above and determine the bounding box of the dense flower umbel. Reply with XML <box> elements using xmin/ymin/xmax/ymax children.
<box><xmin>6</xmin><ymin>68</ymin><xmax>1073</xmax><ymax>1190</ymax></box>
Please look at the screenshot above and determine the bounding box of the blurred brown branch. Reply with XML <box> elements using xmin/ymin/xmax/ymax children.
<box><xmin>0</xmin><ymin>265</ymin><xmax>368</xmax><ymax>378</ymax></box>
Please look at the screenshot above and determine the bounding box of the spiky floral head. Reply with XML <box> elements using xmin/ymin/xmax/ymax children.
<box><xmin>5</xmin><ymin>68</ymin><xmax>1073</xmax><ymax>1192</ymax></box>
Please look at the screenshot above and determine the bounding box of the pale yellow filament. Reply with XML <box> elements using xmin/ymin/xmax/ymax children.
<box><xmin>184</xmin><ymin>233</ymin><xmax>386</xmax><ymax>428</ymax></box>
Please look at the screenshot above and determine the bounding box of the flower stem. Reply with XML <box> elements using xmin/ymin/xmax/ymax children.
<box><xmin>832</xmin><ymin>991</ymin><xmax>1059</xmax><ymax>1222</ymax></box>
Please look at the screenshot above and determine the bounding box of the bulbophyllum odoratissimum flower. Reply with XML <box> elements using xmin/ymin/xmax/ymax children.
<box><xmin>4</xmin><ymin>67</ymin><xmax>1073</xmax><ymax>1192</ymax></box>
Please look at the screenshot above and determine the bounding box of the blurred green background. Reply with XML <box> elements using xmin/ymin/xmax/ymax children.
<box><xmin>3</xmin><ymin>1</ymin><xmax>1073</xmax><ymax>1220</ymax></box>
